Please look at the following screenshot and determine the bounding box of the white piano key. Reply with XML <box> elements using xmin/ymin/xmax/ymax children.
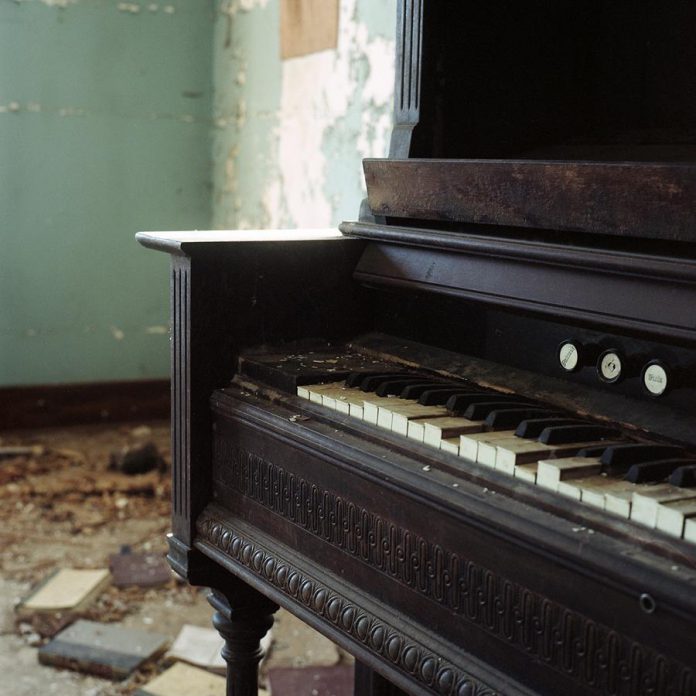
<box><xmin>423</xmin><ymin>417</ymin><xmax>484</xmax><ymax>448</ymax></box>
<box><xmin>391</xmin><ymin>406</ymin><xmax>448</xmax><ymax>436</ymax></box>
<box><xmin>536</xmin><ymin>457</ymin><xmax>602</xmax><ymax>490</ymax></box>
<box><xmin>514</xmin><ymin>463</ymin><xmax>538</xmax><ymax>483</ymax></box>
<box><xmin>362</xmin><ymin>396</ymin><xmax>394</xmax><ymax>424</ymax></box>
<box><xmin>440</xmin><ymin>437</ymin><xmax>460</xmax><ymax>455</ymax></box>
<box><xmin>407</xmin><ymin>420</ymin><xmax>428</xmax><ymax>441</ymax></box>
<box><xmin>556</xmin><ymin>478</ymin><xmax>587</xmax><ymax>499</ymax></box>
<box><xmin>477</xmin><ymin>440</ymin><xmax>502</xmax><ymax>468</ymax></box>
<box><xmin>656</xmin><ymin>499</ymin><xmax>696</xmax><ymax>538</ymax></box>
<box><xmin>568</xmin><ymin>474</ymin><xmax>623</xmax><ymax>510</ymax></box>
<box><xmin>604</xmin><ymin>487</ymin><xmax>635</xmax><ymax>518</ymax></box>
<box><xmin>298</xmin><ymin>383</ymin><xmax>343</xmax><ymax>398</ymax></box>
<box><xmin>497</xmin><ymin>442</ymin><xmax>610</xmax><ymax>476</ymax></box>
<box><xmin>459</xmin><ymin>431</ymin><xmax>516</xmax><ymax>464</ymax></box>
<box><xmin>630</xmin><ymin>485</ymin><xmax>696</xmax><ymax>528</ymax></box>
<box><xmin>685</xmin><ymin>517</ymin><xmax>696</xmax><ymax>544</ymax></box>
<box><xmin>301</xmin><ymin>384</ymin><xmax>367</xmax><ymax>420</ymax></box>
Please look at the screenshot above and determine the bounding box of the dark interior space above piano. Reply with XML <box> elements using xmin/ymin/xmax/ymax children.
<box><xmin>379</xmin><ymin>0</ymin><xmax>696</xmax><ymax>242</ymax></box>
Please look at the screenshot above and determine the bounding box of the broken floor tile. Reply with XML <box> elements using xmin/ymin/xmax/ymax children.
<box><xmin>38</xmin><ymin>619</ymin><xmax>168</xmax><ymax>680</ymax></box>
<box><xmin>134</xmin><ymin>662</ymin><xmax>226</xmax><ymax>696</ymax></box>
<box><xmin>268</xmin><ymin>611</ymin><xmax>339</xmax><ymax>668</ymax></box>
<box><xmin>165</xmin><ymin>623</ymin><xmax>272</xmax><ymax>675</ymax></box>
<box><xmin>267</xmin><ymin>665</ymin><xmax>353</xmax><ymax>696</ymax></box>
<box><xmin>108</xmin><ymin>550</ymin><xmax>171</xmax><ymax>588</ymax></box>
<box><xmin>16</xmin><ymin>568</ymin><xmax>110</xmax><ymax>616</ymax></box>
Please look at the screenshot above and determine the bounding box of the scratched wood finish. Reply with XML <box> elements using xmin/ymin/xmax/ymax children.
<box><xmin>364</xmin><ymin>159</ymin><xmax>696</xmax><ymax>242</ymax></box>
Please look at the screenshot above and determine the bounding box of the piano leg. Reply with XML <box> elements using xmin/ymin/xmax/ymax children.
<box><xmin>354</xmin><ymin>661</ymin><xmax>409</xmax><ymax>695</ymax></box>
<box><xmin>208</xmin><ymin>585</ymin><xmax>278</xmax><ymax>696</ymax></box>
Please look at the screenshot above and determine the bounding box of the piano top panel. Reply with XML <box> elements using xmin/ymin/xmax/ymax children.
<box><xmin>135</xmin><ymin>229</ymin><xmax>346</xmax><ymax>255</ymax></box>
<box><xmin>363</xmin><ymin>158</ymin><xmax>696</xmax><ymax>243</ymax></box>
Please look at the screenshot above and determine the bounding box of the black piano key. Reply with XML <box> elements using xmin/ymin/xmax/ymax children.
<box><xmin>417</xmin><ymin>387</ymin><xmax>483</xmax><ymax>405</ymax></box>
<box><xmin>538</xmin><ymin>424</ymin><xmax>619</xmax><ymax>445</ymax></box>
<box><xmin>358</xmin><ymin>373</ymin><xmax>415</xmax><ymax>392</ymax></box>
<box><xmin>400</xmin><ymin>383</ymin><xmax>459</xmax><ymax>400</ymax></box>
<box><xmin>514</xmin><ymin>417</ymin><xmax>585</xmax><ymax>439</ymax></box>
<box><xmin>600</xmin><ymin>444</ymin><xmax>685</xmax><ymax>475</ymax></box>
<box><xmin>575</xmin><ymin>442</ymin><xmax>625</xmax><ymax>457</ymax></box>
<box><xmin>463</xmin><ymin>401</ymin><xmax>537</xmax><ymax>421</ymax></box>
<box><xmin>669</xmin><ymin>464</ymin><xmax>696</xmax><ymax>488</ymax></box>
<box><xmin>345</xmin><ymin>371</ymin><xmax>393</xmax><ymax>388</ymax></box>
<box><xmin>485</xmin><ymin>408</ymin><xmax>561</xmax><ymax>430</ymax></box>
<box><xmin>625</xmin><ymin>459</ymin><xmax>695</xmax><ymax>484</ymax></box>
<box><xmin>447</xmin><ymin>393</ymin><xmax>534</xmax><ymax>414</ymax></box>
<box><xmin>375</xmin><ymin>378</ymin><xmax>447</xmax><ymax>397</ymax></box>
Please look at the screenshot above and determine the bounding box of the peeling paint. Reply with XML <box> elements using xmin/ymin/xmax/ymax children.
<box><xmin>261</xmin><ymin>0</ymin><xmax>395</xmax><ymax>228</ymax></box>
<box><xmin>58</xmin><ymin>106</ymin><xmax>85</xmax><ymax>117</ymax></box>
<box><xmin>235</xmin><ymin>98</ymin><xmax>247</xmax><ymax>129</ymax></box>
<box><xmin>220</xmin><ymin>0</ymin><xmax>268</xmax><ymax>18</ymax></box>
<box><xmin>40</xmin><ymin>0</ymin><xmax>77</xmax><ymax>7</ymax></box>
<box><xmin>117</xmin><ymin>2</ymin><xmax>141</xmax><ymax>13</ymax></box>
<box><xmin>212</xmin><ymin>0</ymin><xmax>396</xmax><ymax>230</ymax></box>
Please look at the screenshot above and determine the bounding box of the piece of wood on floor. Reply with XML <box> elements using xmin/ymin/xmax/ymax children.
<box><xmin>164</xmin><ymin>624</ymin><xmax>225</xmax><ymax>674</ymax></box>
<box><xmin>109</xmin><ymin>551</ymin><xmax>171</xmax><ymax>588</ymax></box>
<box><xmin>38</xmin><ymin>619</ymin><xmax>169</xmax><ymax>680</ymax></box>
<box><xmin>17</xmin><ymin>568</ymin><xmax>111</xmax><ymax>616</ymax></box>
<box><xmin>267</xmin><ymin>665</ymin><xmax>353</xmax><ymax>696</ymax></box>
<box><xmin>165</xmin><ymin>623</ymin><xmax>273</xmax><ymax>674</ymax></box>
<box><xmin>134</xmin><ymin>662</ymin><xmax>227</xmax><ymax>696</ymax></box>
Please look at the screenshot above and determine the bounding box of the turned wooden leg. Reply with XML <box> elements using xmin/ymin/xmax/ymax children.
<box><xmin>208</xmin><ymin>586</ymin><xmax>279</xmax><ymax>696</ymax></box>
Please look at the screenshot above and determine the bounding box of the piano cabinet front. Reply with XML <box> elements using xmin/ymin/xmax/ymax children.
<box><xmin>187</xmin><ymin>388</ymin><xmax>696</xmax><ymax>696</ymax></box>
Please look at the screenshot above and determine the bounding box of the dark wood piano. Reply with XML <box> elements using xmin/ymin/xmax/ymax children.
<box><xmin>137</xmin><ymin>2</ymin><xmax>696</xmax><ymax>694</ymax></box>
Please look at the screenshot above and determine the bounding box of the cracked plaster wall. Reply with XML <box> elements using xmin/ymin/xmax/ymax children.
<box><xmin>0</xmin><ymin>0</ymin><xmax>214</xmax><ymax>386</ymax></box>
<box><xmin>212</xmin><ymin>0</ymin><xmax>396</xmax><ymax>229</ymax></box>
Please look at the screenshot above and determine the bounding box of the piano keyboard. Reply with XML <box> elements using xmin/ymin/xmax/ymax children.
<box><xmin>297</xmin><ymin>372</ymin><xmax>696</xmax><ymax>545</ymax></box>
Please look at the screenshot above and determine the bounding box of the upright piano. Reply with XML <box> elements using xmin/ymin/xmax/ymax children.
<box><xmin>138</xmin><ymin>2</ymin><xmax>696</xmax><ymax>694</ymax></box>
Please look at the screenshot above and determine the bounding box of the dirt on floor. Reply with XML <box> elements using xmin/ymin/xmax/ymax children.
<box><xmin>0</xmin><ymin>421</ymin><xmax>347</xmax><ymax>695</ymax></box>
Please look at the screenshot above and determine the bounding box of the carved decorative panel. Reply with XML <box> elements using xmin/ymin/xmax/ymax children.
<box><xmin>198</xmin><ymin>509</ymin><xmax>497</xmax><ymax>696</ymax></box>
<box><xmin>208</xmin><ymin>437</ymin><xmax>696</xmax><ymax>696</ymax></box>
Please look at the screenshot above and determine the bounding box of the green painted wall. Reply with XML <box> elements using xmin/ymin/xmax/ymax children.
<box><xmin>0</xmin><ymin>0</ymin><xmax>214</xmax><ymax>387</ymax></box>
<box><xmin>0</xmin><ymin>0</ymin><xmax>396</xmax><ymax>388</ymax></box>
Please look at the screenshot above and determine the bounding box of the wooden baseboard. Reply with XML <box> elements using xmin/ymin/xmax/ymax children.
<box><xmin>0</xmin><ymin>379</ymin><xmax>170</xmax><ymax>431</ymax></box>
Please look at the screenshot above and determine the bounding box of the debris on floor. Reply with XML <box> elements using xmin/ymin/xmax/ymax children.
<box><xmin>268</xmin><ymin>611</ymin><xmax>341</xmax><ymax>668</ymax></box>
<box><xmin>0</xmin><ymin>421</ymin><xmax>352</xmax><ymax>695</ymax></box>
<box><xmin>164</xmin><ymin>623</ymin><xmax>273</xmax><ymax>675</ymax></box>
<box><xmin>38</xmin><ymin>619</ymin><xmax>169</xmax><ymax>679</ymax></box>
<box><xmin>164</xmin><ymin>624</ymin><xmax>227</xmax><ymax>674</ymax></box>
<box><xmin>267</xmin><ymin>665</ymin><xmax>354</xmax><ymax>696</ymax></box>
<box><xmin>109</xmin><ymin>549</ymin><xmax>171</xmax><ymax>589</ymax></box>
<box><xmin>134</xmin><ymin>662</ymin><xmax>229</xmax><ymax>696</ymax></box>
<box><xmin>17</xmin><ymin>568</ymin><xmax>111</xmax><ymax>616</ymax></box>
<box><xmin>109</xmin><ymin>441</ymin><xmax>164</xmax><ymax>476</ymax></box>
